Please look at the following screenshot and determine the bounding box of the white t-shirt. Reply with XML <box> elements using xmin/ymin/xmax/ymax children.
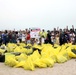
<box><xmin>22</xmin><ymin>33</ymin><xmax>25</xmax><ymax>41</ymax></box>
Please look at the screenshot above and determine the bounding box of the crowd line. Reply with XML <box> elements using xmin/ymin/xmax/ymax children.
<box><xmin>0</xmin><ymin>25</ymin><xmax>76</xmax><ymax>46</ymax></box>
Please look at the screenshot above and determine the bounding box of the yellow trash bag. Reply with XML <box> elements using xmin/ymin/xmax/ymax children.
<box><xmin>15</xmin><ymin>53</ymin><xmax>28</xmax><ymax>62</ymax></box>
<box><xmin>5</xmin><ymin>53</ymin><xmax>18</xmax><ymax>67</ymax></box>
<box><xmin>41</xmin><ymin>50</ymin><xmax>57</xmax><ymax>63</ymax></box>
<box><xmin>23</xmin><ymin>56</ymin><xmax>35</xmax><ymax>71</ymax></box>
<box><xmin>53</xmin><ymin>46</ymin><xmax>62</xmax><ymax>55</ymax></box>
<box><xmin>59</xmin><ymin>50</ymin><xmax>70</xmax><ymax>60</ymax></box>
<box><xmin>54</xmin><ymin>44</ymin><xmax>59</xmax><ymax>48</ymax></box>
<box><xmin>19</xmin><ymin>43</ymin><xmax>26</xmax><ymax>47</ymax></box>
<box><xmin>14</xmin><ymin>46</ymin><xmax>27</xmax><ymax>53</ymax></box>
<box><xmin>41</xmin><ymin>46</ymin><xmax>57</xmax><ymax>63</ymax></box>
<box><xmin>70</xmin><ymin>45</ymin><xmax>76</xmax><ymax>49</ymax></box>
<box><xmin>65</xmin><ymin>43</ymin><xmax>72</xmax><ymax>47</ymax></box>
<box><xmin>14</xmin><ymin>61</ymin><xmax>25</xmax><ymax>68</ymax></box>
<box><xmin>26</xmin><ymin>48</ymin><xmax>33</xmax><ymax>55</ymax></box>
<box><xmin>51</xmin><ymin>55</ymin><xmax>57</xmax><ymax>63</ymax></box>
<box><xmin>14</xmin><ymin>46</ymin><xmax>21</xmax><ymax>52</ymax></box>
<box><xmin>33</xmin><ymin>44</ymin><xmax>43</xmax><ymax>50</ymax></box>
<box><xmin>7</xmin><ymin>43</ymin><xmax>17</xmax><ymax>52</ymax></box>
<box><xmin>30</xmin><ymin>50</ymin><xmax>41</xmax><ymax>61</ymax></box>
<box><xmin>66</xmin><ymin>47</ymin><xmax>76</xmax><ymax>58</ymax></box>
<box><xmin>68</xmin><ymin>49</ymin><xmax>76</xmax><ymax>58</ymax></box>
<box><xmin>0</xmin><ymin>49</ymin><xmax>6</xmax><ymax>54</ymax></box>
<box><xmin>41</xmin><ymin>46</ymin><xmax>53</xmax><ymax>57</ymax></box>
<box><xmin>56</xmin><ymin>54</ymin><xmax>67</xmax><ymax>63</ymax></box>
<box><xmin>61</xmin><ymin>45</ymin><xmax>67</xmax><ymax>51</ymax></box>
<box><xmin>40</xmin><ymin>57</ymin><xmax>54</xmax><ymax>67</ymax></box>
<box><xmin>41</xmin><ymin>44</ymin><xmax>47</xmax><ymax>48</ymax></box>
<box><xmin>7</xmin><ymin>47</ymin><xmax>14</xmax><ymax>52</ymax></box>
<box><xmin>27</xmin><ymin>44</ymin><xmax>32</xmax><ymax>47</ymax></box>
<box><xmin>34</xmin><ymin>58</ymin><xmax>47</xmax><ymax>68</ymax></box>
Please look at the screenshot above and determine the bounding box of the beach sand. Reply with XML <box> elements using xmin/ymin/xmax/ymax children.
<box><xmin>0</xmin><ymin>59</ymin><xmax>76</xmax><ymax>75</ymax></box>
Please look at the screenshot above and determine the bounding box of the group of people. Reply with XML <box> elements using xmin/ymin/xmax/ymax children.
<box><xmin>41</xmin><ymin>26</ymin><xmax>76</xmax><ymax>45</ymax></box>
<box><xmin>0</xmin><ymin>25</ymin><xmax>76</xmax><ymax>46</ymax></box>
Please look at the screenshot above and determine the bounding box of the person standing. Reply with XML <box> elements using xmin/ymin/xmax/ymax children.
<box><xmin>45</xmin><ymin>30</ymin><xmax>52</xmax><ymax>44</ymax></box>
<box><xmin>0</xmin><ymin>31</ymin><xmax>2</xmax><ymax>46</ymax></box>
<box><xmin>26</xmin><ymin>31</ymin><xmax>30</xmax><ymax>44</ymax></box>
<box><xmin>11</xmin><ymin>31</ymin><xmax>17</xmax><ymax>43</ymax></box>
<box><xmin>2</xmin><ymin>30</ymin><xmax>9</xmax><ymax>45</ymax></box>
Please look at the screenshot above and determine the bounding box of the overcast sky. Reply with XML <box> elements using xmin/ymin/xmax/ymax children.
<box><xmin>0</xmin><ymin>0</ymin><xmax>76</xmax><ymax>30</ymax></box>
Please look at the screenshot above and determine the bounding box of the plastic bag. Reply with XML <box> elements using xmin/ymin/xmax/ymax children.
<box><xmin>26</xmin><ymin>48</ymin><xmax>33</xmax><ymax>55</ymax></box>
<box><xmin>14</xmin><ymin>61</ymin><xmax>25</xmax><ymax>68</ymax></box>
<box><xmin>14</xmin><ymin>46</ymin><xmax>27</xmax><ymax>53</ymax></box>
<box><xmin>34</xmin><ymin>58</ymin><xmax>47</xmax><ymax>68</ymax></box>
<box><xmin>5</xmin><ymin>53</ymin><xmax>18</xmax><ymax>67</ymax></box>
<box><xmin>40</xmin><ymin>57</ymin><xmax>54</xmax><ymax>67</ymax></box>
<box><xmin>7</xmin><ymin>43</ymin><xmax>17</xmax><ymax>52</ymax></box>
<box><xmin>56</xmin><ymin>54</ymin><xmax>67</xmax><ymax>63</ymax></box>
<box><xmin>19</xmin><ymin>43</ymin><xmax>26</xmax><ymax>47</ymax></box>
<box><xmin>30</xmin><ymin>50</ymin><xmax>41</xmax><ymax>61</ymax></box>
<box><xmin>23</xmin><ymin>56</ymin><xmax>35</xmax><ymax>71</ymax></box>
<box><xmin>68</xmin><ymin>50</ymin><xmax>76</xmax><ymax>58</ymax></box>
<box><xmin>15</xmin><ymin>53</ymin><xmax>28</xmax><ymax>62</ymax></box>
<box><xmin>66</xmin><ymin>47</ymin><xmax>76</xmax><ymax>58</ymax></box>
<box><xmin>0</xmin><ymin>49</ymin><xmax>6</xmax><ymax>54</ymax></box>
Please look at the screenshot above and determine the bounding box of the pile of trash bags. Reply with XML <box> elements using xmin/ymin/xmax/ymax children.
<box><xmin>0</xmin><ymin>43</ymin><xmax>76</xmax><ymax>70</ymax></box>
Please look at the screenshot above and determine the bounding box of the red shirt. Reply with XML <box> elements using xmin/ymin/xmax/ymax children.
<box><xmin>26</xmin><ymin>34</ymin><xmax>30</xmax><ymax>40</ymax></box>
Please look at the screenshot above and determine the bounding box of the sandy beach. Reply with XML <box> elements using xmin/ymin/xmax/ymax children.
<box><xmin>0</xmin><ymin>59</ymin><xmax>76</xmax><ymax>75</ymax></box>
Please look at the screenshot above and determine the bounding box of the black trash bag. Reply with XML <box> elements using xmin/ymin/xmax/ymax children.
<box><xmin>0</xmin><ymin>55</ymin><xmax>5</xmax><ymax>62</ymax></box>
